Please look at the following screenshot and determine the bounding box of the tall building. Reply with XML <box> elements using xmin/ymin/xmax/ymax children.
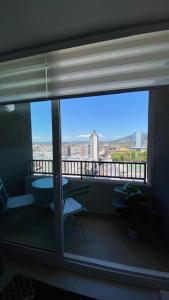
<box><xmin>80</xmin><ymin>143</ymin><xmax>90</xmax><ymax>158</ymax></box>
<box><xmin>130</xmin><ymin>131</ymin><xmax>146</xmax><ymax>151</ymax></box>
<box><xmin>62</xmin><ymin>144</ymin><xmax>71</xmax><ymax>158</ymax></box>
<box><xmin>135</xmin><ymin>131</ymin><xmax>142</xmax><ymax>148</ymax></box>
<box><xmin>89</xmin><ymin>130</ymin><xmax>99</xmax><ymax>161</ymax></box>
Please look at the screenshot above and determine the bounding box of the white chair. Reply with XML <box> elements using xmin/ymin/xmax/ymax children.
<box><xmin>0</xmin><ymin>178</ymin><xmax>34</xmax><ymax>213</ymax></box>
<box><xmin>50</xmin><ymin>185</ymin><xmax>89</xmax><ymax>241</ymax></box>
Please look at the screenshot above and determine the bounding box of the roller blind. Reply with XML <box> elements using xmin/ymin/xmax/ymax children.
<box><xmin>0</xmin><ymin>54</ymin><xmax>47</xmax><ymax>102</ymax></box>
<box><xmin>1</xmin><ymin>30</ymin><xmax>169</xmax><ymax>102</ymax></box>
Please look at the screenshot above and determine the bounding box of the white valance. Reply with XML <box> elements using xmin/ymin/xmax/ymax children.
<box><xmin>1</xmin><ymin>30</ymin><xmax>169</xmax><ymax>102</ymax></box>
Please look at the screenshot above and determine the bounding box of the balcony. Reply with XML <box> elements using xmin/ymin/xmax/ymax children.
<box><xmin>1</xmin><ymin>158</ymin><xmax>168</xmax><ymax>273</ymax></box>
<box><xmin>1</xmin><ymin>170</ymin><xmax>169</xmax><ymax>273</ymax></box>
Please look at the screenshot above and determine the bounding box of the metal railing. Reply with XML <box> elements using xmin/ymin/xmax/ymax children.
<box><xmin>30</xmin><ymin>159</ymin><xmax>147</xmax><ymax>183</ymax></box>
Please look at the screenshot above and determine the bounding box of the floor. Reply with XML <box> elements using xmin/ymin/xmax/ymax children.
<box><xmin>0</xmin><ymin>205</ymin><xmax>169</xmax><ymax>272</ymax></box>
<box><xmin>0</xmin><ymin>274</ymin><xmax>91</xmax><ymax>299</ymax></box>
<box><xmin>0</xmin><ymin>256</ymin><xmax>161</xmax><ymax>300</ymax></box>
<box><xmin>69</xmin><ymin>215</ymin><xmax>169</xmax><ymax>272</ymax></box>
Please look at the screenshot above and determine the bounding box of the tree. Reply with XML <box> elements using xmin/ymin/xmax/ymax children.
<box><xmin>111</xmin><ymin>149</ymin><xmax>147</xmax><ymax>162</ymax></box>
<box><xmin>112</xmin><ymin>152</ymin><xmax>123</xmax><ymax>162</ymax></box>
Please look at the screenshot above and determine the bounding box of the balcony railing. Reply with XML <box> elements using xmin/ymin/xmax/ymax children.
<box><xmin>30</xmin><ymin>159</ymin><xmax>147</xmax><ymax>183</ymax></box>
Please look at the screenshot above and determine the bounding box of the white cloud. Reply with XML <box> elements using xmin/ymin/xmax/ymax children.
<box><xmin>32</xmin><ymin>136</ymin><xmax>52</xmax><ymax>142</ymax></box>
<box><xmin>63</xmin><ymin>136</ymin><xmax>74</xmax><ymax>140</ymax></box>
<box><xmin>44</xmin><ymin>137</ymin><xmax>52</xmax><ymax>141</ymax></box>
<box><xmin>77</xmin><ymin>134</ymin><xmax>90</xmax><ymax>138</ymax></box>
<box><xmin>77</xmin><ymin>132</ymin><xmax>104</xmax><ymax>139</ymax></box>
<box><xmin>112</xmin><ymin>135</ymin><xmax>121</xmax><ymax>140</ymax></box>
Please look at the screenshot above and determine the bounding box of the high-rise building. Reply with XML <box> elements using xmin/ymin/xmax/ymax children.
<box><xmin>80</xmin><ymin>143</ymin><xmax>90</xmax><ymax>158</ymax></box>
<box><xmin>62</xmin><ymin>144</ymin><xmax>71</xmax><ymax>158</ymax></box>
<box><xmin>130</xmin><ymin>131</ymin><xmax>146</xmax><ymax>151</ymax></box>
<box><xmin>135</xmin><ymin>131</ymin><xmax>142</xmax><ymax>148</ymax></box>
<box><xmin>89</xmin><ymin>130</ymin><xmax>99</xmax><ymax>161</ymax></box>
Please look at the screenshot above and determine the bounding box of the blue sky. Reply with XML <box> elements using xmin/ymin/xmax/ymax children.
<box><xmin>31</xmin><ymin>91</ymin><xmax>148</xmax><ymax>142</ymax></box>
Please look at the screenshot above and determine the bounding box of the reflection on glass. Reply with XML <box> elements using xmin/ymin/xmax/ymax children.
<box><xmin>0</xmin><ymin>101</ymin><xmax>56</xmax><ymax>252</ymax></box>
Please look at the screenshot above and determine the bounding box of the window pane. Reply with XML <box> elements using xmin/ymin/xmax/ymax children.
<box><xmin>61</xmin><ymin>91</ymin><xmax>169</xmax><ymax>273</ymax></box>
<box><xmin>0</xmin><ymin>100</ymin><xmax>57</xmax><ymax>252</ymax></box>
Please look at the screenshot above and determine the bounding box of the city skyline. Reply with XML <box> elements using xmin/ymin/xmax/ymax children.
<box><xmin>33</xmin><ymin>129</ymin><xmax>147</xmax><ymax>162</ymax></box>
<box><xmin>31</xmin><ymin>91</ymin><xmax>148</xmax><ymax>143</ymax></box>
<box><xmin>32</xmin><ymin>130</ymin><xmax>147</xmax><ymax>144</ymax></box>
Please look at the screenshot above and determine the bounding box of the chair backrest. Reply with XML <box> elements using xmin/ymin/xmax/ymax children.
<box><xmin>0</xmin><ymin>179</ymin><xmax>9</xmax><ymax>211</ymax></box>
<box><xmin>63</xmin><ymin>185</ymin><xmax>89</xmax><ymax>198</ymax></box>
<box><xmin>63</xmin><ymin>185</ymin><xmax>90</xmax><ymax>207</ymax></box>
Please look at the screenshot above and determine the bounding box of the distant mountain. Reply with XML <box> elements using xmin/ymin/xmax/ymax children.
<box><xmin>112</xmin><ymin>132</ymin><xmax>147</xmax><ymax>147</ymax></box>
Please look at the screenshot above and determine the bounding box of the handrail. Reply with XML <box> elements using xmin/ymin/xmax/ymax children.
<box><xmin>30</xmin><ymin>159</ymin><xmax>147</xmax><ymax>183</ymax></box>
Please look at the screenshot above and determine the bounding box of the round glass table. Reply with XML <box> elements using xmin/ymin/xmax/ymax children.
<box><xmin>32</xmin><ymin>177</ymin><xmax>68</xmax><ymax>189</ymax></box>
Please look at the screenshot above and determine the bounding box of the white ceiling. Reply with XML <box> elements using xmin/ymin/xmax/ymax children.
<box><xmin>1</xmin><ymin>0</ymin><xmax>169</xmax><ymax>57</ymax></box>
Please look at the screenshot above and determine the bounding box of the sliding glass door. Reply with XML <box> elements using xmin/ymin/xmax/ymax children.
<box><xmin>0</xmin><ymin>99</ymin><xmax>62</xmax><ymax>254</ymax></box>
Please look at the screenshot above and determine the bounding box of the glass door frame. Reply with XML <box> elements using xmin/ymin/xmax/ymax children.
<box><xmin>51</xmin><ymin>100</ymin><xmax>64</xmax><ymax>261</ymax></box>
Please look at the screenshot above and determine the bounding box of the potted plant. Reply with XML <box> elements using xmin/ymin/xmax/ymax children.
<box><xmin>114</xmin><ymin>182</ymin><xmax>159</xmax><ymax>239</ymax></box>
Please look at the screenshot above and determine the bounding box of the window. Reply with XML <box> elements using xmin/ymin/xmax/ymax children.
<box><xmin>1</xmin><ymin>30</ymin><xmax>169</xmax><ymax>287</ymax></box>
<box><xmin>60</xmin><ymin>91</ymin><xmax>148</xmax><ymax>183</ymax></box>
